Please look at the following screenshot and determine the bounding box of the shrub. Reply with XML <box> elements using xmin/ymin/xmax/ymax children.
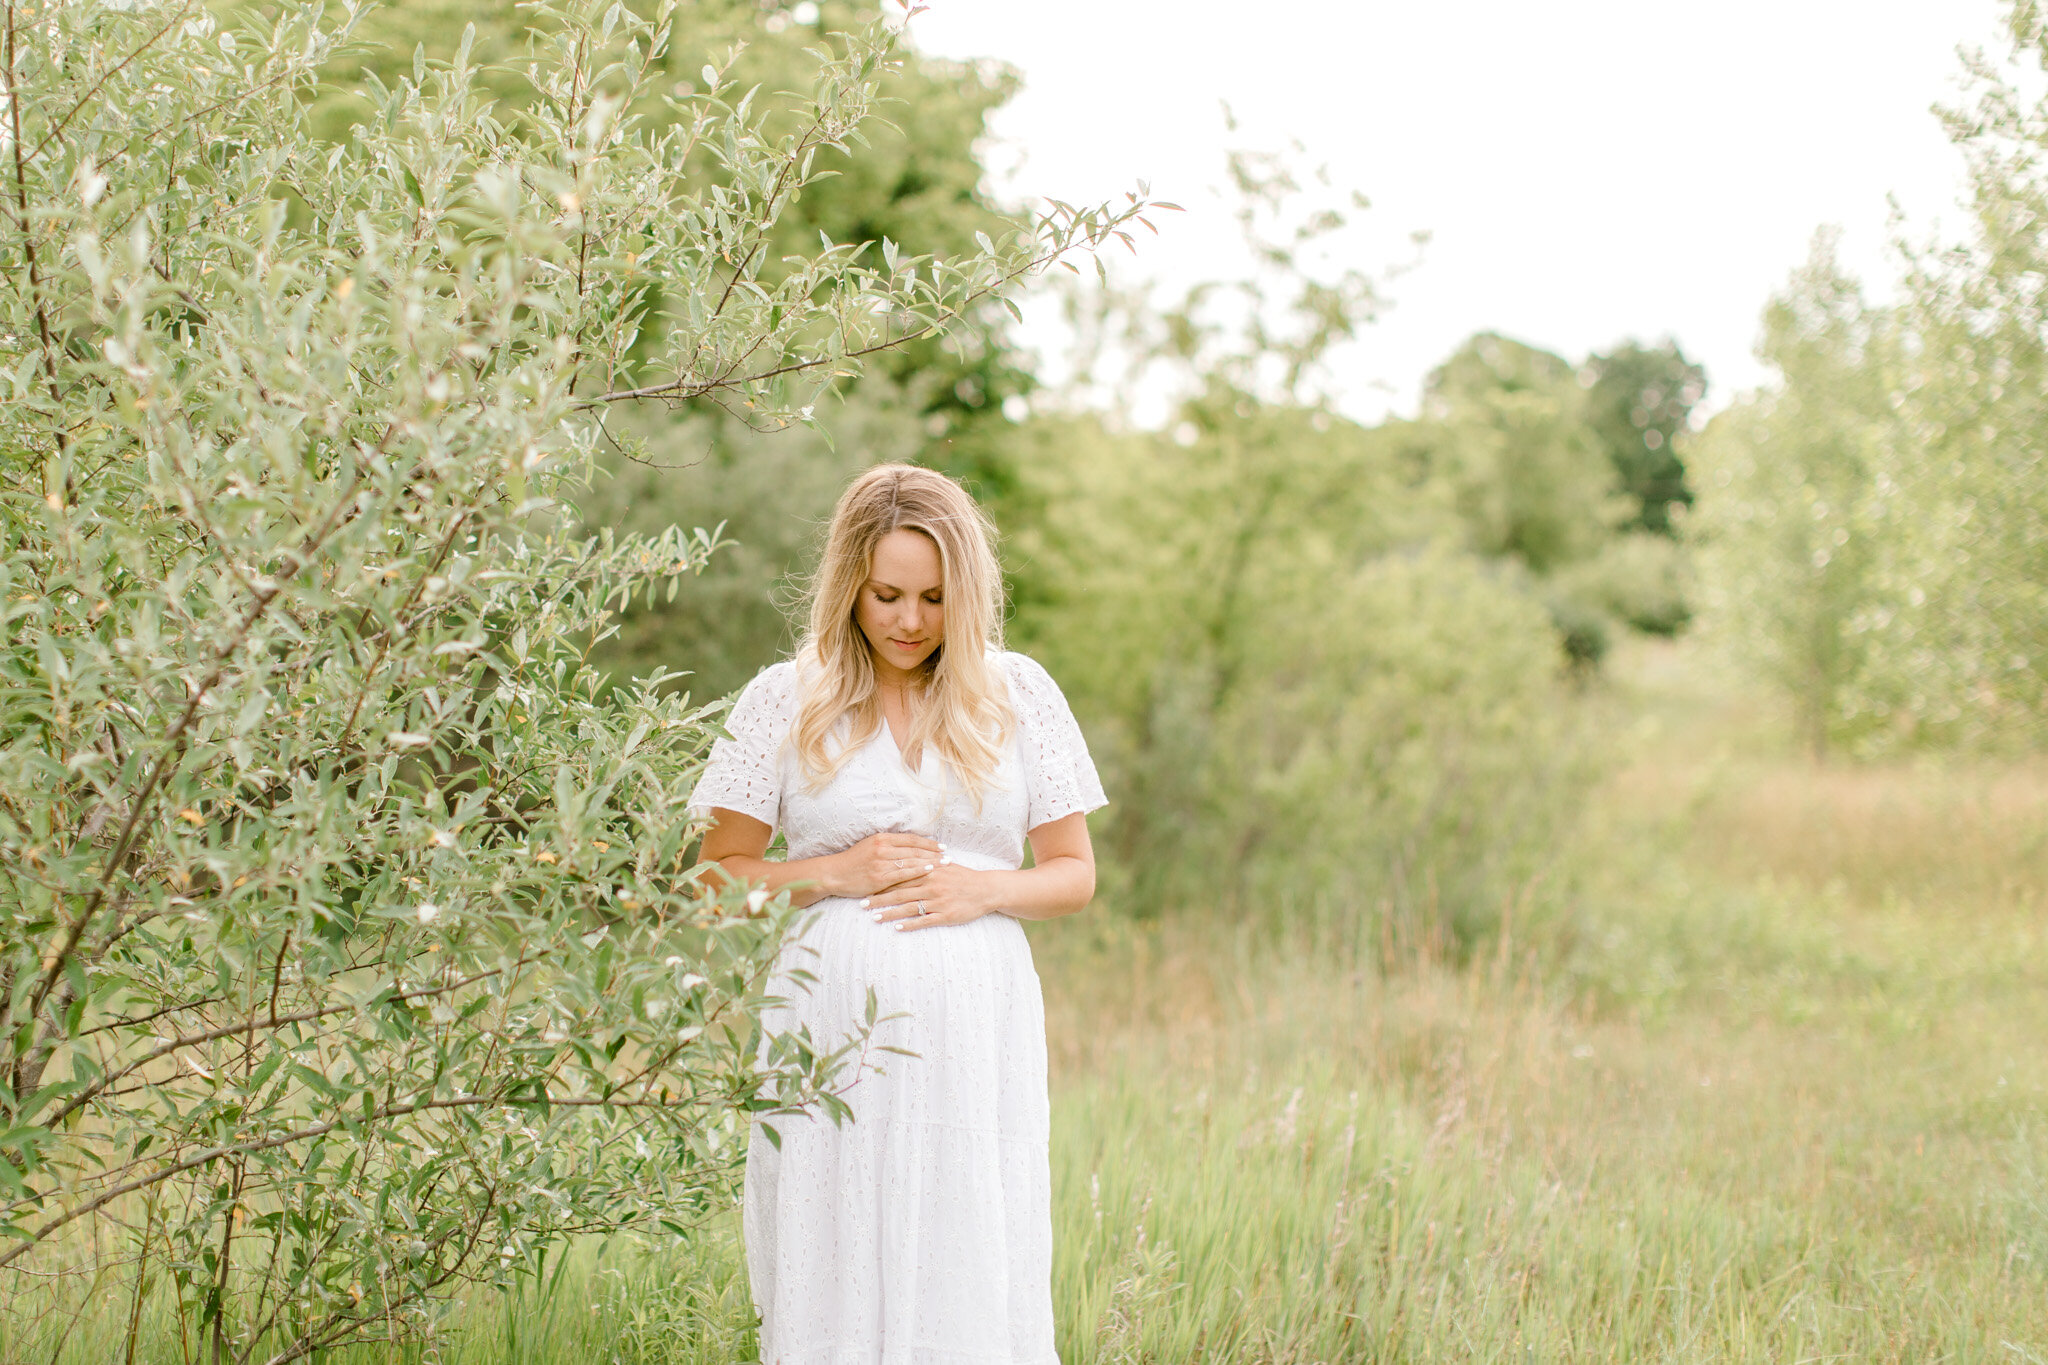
<box><xmin>0</xmin><ymin>2</ymin><xmax>1145</xmax><ymax>1357</ymax></box>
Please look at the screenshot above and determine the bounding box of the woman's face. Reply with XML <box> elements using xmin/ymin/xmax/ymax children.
<box><xmin>855</xmin><ymin>528</ymin><xmax>945</xmax><ymax>680</ymax></box>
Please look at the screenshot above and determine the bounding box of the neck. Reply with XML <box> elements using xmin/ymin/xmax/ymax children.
<box><xmin>871</xmin><ymin>657</ymin><xmax>927</xmax><ymax>694</ymax></box>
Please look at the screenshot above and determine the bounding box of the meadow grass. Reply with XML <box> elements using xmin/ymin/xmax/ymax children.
<box><xmin>11</xmin><ymin>642</ymin><xmax>2046</xmax><ymax>1362</ymax></box>
<box><xmin>1030</xmin><ymin>640</ymin><xmax>2048</xmax><ymax>1360</ymax></box>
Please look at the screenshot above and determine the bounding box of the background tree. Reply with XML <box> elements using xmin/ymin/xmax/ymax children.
<box><xmin>1582</xmin><ymin>339</ymin><xmax>1707</xmax><ymax>535</ymax></box>
<box><xmin>1690</xmin><ymin>234</ymin><xmax>1901</xmax><ymax>758</ymax></box>
<box><xmin>1404</xmin><ymin>333</ymin><xmax>1623</xmax><ymax>576</ymax></box>
<box><xmin>0</xmin><ymin>2</ymin><xmax>1144</xmax><ymax>1357</ymax></box>
<box><xmin>1001</xmin><ymin>160</ymin><xmax>1583</xmax><ymax>948</ymax></box>
<box><xmin>1888</xmin><ymin>0</ymin><xmax>2048</xmax><ymax>749</ymax></box>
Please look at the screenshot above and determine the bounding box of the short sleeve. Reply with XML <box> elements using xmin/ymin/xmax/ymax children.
<box><xmin>687</xmin><ymin>662</ymin><xmax>800</xmax><ymax>832</ymax></box>
<box><xmin>1003</xmin><ymin>651</ymin><xmax>1107</xmax><ymax>831</ymax></box>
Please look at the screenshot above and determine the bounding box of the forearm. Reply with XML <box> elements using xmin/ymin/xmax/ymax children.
<box><xmin>974</xmin><ymin>854</ymin><xmax>1095</xmax><ymax>922</ymax></box>
<box><xmin>706</xmin><ymin>851</ymin><xmax>846</xmax><ymax>909</ymax></box>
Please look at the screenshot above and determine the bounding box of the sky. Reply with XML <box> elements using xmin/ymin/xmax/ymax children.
<box><xmin>911</xmin><ymin>0</ymin><xmax>2007</xmax><ymax>424</ymax></box>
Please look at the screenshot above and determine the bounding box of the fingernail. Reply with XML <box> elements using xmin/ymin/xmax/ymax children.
<box><xmin>894</xmin><ymin>923</ymin><xmax>907</xmax><ymax>932</ymax></box>
<box><xmin>871</xmin><ymin>912</ymin><xmax>884</xmax><ymax>923</ymax></box>
<box><xmin>859</xmin><ymin>898</ymin><xmax>870</xmax><ymax>909</ymax></box>
<box><xmin>924</xmin><ymin>863</ymin><xmax>934</xmax><ymax>872</ymax></box>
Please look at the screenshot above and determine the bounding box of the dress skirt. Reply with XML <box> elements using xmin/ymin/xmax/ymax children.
<box><xmin>745</xmin><ymin>853</ymin><xmax>1058</xmax><ymax>1365</ymax></box>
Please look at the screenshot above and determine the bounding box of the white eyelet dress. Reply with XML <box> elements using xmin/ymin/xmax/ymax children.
<box><xmin>688</xmin><ymin>650</ymin><xmax>1106</xmax><ymax>1365</ymax></box>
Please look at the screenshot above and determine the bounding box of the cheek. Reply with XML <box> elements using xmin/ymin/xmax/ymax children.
<box><xmin>852</xmin><ymin>596</ymin><xmax>883</xmax><ymax>639</ymax></box>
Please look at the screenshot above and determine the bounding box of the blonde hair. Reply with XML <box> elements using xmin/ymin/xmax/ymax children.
<box><xmin>792</xmin><ymin>464</ymin><xmax>1013</xmax><ymax>796</ymax></box>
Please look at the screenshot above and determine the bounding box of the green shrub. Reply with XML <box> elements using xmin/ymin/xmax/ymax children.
<box><xmin>0</xmin><ymin>2</ymin><xmax>1146</xmax><ymax>1356</ymax></box>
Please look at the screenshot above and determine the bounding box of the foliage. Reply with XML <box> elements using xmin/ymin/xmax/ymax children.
<box><xmin>1690</xmin><ymin>11</ymin><xmax>2048</xmax><ymax>756</ymax></box>
<box><xmin>1405</xmin><ymin>333</ymin><xmax>1627</xmax><ymax>576</ymax></box>
<box><xmin>577</xmin><ymin>391</ymin><xmax>924</xmax><ymax>700</ymax></box>
<box><xmin>1889</xmin><ymin>3</ymin><xmax>2048</xmax><ymax>749</ymax></box>
<box><xmin>311</xmin><ymin>0</ymin><xmax>1037</xmax><ymax>469</ymax></box>
<box><xmin>1581</xmin><ymin>339</ymin><xmax>1707</xmax><ymax>535</ymax></box>
<box><xmin>1689</xmin><ymin>235</ymin><xmax>1901</xmax><ymax>757</ymax></box>
<box><xmin>1008</xmin><ymin>404</ymin><xmax>1580</xmax><ymax>948</ymax></box>
<box><xmin>1547</xmin><ymin>530</ymin><xmax>1693</xmax><ymax>639</ymax></box>
<box><xmin>0</xmin><ymin>1</ymin><xmax>1146</xmax><ymax>1358</ymax></box>
<box><xmin>337</xmin><ymin>0</ymin><xmax>1058</xmax><ymax>696</ymax></box>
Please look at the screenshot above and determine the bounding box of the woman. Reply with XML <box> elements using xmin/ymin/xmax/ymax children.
<box><xmin>690</xmin><ymin>463</ymin><xmax>1104</xmax><ymax>1363</ymax></box>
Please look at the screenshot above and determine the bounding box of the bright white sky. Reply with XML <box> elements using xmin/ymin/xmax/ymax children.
<box><xmin>912</xmin><ymin>0</ymin><xmax>2005</xmax><ymax>423</ymax></box>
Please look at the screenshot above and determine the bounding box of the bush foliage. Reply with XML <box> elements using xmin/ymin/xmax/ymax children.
<box><xmin>0</xmin><ymin>1</ymin><xmax>1147</xmax><ymax>1357</ymax></box>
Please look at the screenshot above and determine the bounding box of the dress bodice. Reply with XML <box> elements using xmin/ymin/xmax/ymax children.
<box><xmin>688</xmin><ymin>651</ymin><xmax>1106</xmax><ymax>869</ymax></box>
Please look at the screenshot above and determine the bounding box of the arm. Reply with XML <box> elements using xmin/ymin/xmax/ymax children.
<box><xmin>698</xmin><ymin>807</ymin><xmax>942</xmax><ymax>911</ymax></box>
<box><xmin>868</xmin><ymin>811</ymin><xmax>1096</xmax><ymax>931</ymax></box>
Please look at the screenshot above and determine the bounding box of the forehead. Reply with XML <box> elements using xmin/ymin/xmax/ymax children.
<box><xmin>867</xmin><ymin>527</ymin><xmax>942</xmax><ymax>587</ymax></box>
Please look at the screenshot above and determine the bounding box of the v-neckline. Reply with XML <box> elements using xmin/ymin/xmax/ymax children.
<box><xmin>876</xmin><ymin>715</ymin><xmax>930</xmax><ymax>776</ymax></box>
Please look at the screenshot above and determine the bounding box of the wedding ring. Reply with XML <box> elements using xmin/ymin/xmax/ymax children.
<box><xmin>916</xmin><ymin>900</ymin><xmax>927</xmax><ymax>916</ymax></box>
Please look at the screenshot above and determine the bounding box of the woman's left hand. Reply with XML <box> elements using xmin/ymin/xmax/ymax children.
<box><xmin>865</xmin><ymin>856</ymin><xmax>998</xmax><ymax>932</ymax></box>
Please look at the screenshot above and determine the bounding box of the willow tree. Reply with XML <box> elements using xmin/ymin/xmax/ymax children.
<box><xmin>0</xmin><ymin>1</ymin><xmax>1148</xmax><ymax>1358</ymax></box>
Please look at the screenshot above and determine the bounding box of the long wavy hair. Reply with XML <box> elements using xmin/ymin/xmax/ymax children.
<box><xmin>791</xmin><ymin>464</ymin><xmax>1013</xmax><ymax>797</ymax></box>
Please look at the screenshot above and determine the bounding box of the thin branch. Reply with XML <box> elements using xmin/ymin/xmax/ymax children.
<box><xmin>0</xmin><ymin>0</ymin><xmax>69</xmax><ymax>455</ymax></box>
<box><xmin>11</xmin><ymin>480</ymin><xmax>361</xmax><ymax>1044</ymax></box>
<box><xmin>577</xmin><ymin>238</ymin><xmax>1084</xmax><ymax>409</ymax></box>
<box><xmin>28</xmin><ymin>960</ymin><xmax>530</xmax><ymax>1139</ymax></box>
<box><xmin>27</xmin><ymin>0</ymin><xmax>198</xmax><ymax>162</ymax></box>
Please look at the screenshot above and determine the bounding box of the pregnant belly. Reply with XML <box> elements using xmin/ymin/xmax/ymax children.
<box><xmin>762</xmin><ymin>873</ymin><xmax>1045</xmax><ymax>1130</ymax></box>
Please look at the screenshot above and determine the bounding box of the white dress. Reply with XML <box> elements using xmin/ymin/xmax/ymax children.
<box><xmin>688</xmin><ymin>650</ymin><xmax>1106</xmax><ymax>1365</ymax></box>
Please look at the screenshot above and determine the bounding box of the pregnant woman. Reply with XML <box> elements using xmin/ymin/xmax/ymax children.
<box><xmin>690</xmin><ymin>463</ymin><xmax>1105</xmax><ymax>1363</ymax></box>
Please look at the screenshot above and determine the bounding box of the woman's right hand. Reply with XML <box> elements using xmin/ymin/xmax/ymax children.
<box><xmin>824</xmin><ymin>831</ymin><xmax>944</xmax><ymax>900</ymax></box>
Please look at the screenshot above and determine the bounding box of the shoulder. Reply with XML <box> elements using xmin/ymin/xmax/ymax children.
<box><xmin>729</xmin><ymin>658</ymin><xmax>805</xmax><ymax>723</ymax></box>
<box><xmin>997</xmin><ymin>650</ymin><xmax>1079</xmax><ymax>721</ymax></box>
<box><xmin>745</xmin><ymin>658</ymin><xmax>803</xmax><ymax>696</ymax></box>
<box><xmin>997</xmin><ymin>649</ymin><xmax>1061</xmax><ymax>695</ymax></box>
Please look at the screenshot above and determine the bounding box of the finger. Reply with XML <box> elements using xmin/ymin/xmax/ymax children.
<box><xmin>864</xmin><ymin>881</ymin><xmax>934</xmax><ymax>918</ymax></box>
<box><xmin>872</xmin><ymin>865</ymin><xmax>932</xmax><ymax>894</ymax></box>
<box><xmin>873</xmin><ymin>902</ymin><xmax>928</xmax><ymax>924</ymax></box>
<box><xmin>861</xmin><ymin>877</ymin><xmax>923</xmax><ymax>906</ymax></box>
<box><xmin>891</xmin><ymin>909</ymin><xmax>948</xmax><ymax>932</ymax></box>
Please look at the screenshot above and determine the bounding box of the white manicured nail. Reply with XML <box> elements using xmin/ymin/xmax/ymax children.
<box><xmin>859</xmin><ymin>898</ymin><xmax>870</xmax><ymax>909</ymax></box>
<box><xmin>871</xmin><ymin>911</ymin><xmax>884</xmax><ymax>923</ymax></box>
<box><xmin>924</xmin><ymin>863</ymin><xmax>933</xmax><ymax>872</ymax></box>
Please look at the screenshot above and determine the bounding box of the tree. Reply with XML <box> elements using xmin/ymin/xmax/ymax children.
<box><xmin>1004</xmin><ymin>155</ymin><xmax>1579</xmax><ymax>948</ymax></box>
<box><xmin>0</xmin><ymin>2</ymin><xmax>1147</xmax><ymax>1356</ymax></box>
<box><xmin>1582</xmin><ymin>339</ymin><xmax>1706</xmax><ymax>535</ymax></box>
<box><xmin>313</xmin><ymin>0</ymin><xmax>1037</xmax><ymax>472</ymax></box>
<box><xmin>1009</xmin><ymin>403</ymin><xmax>1574</xmax><ymax>948</ymax></box>
<box><xmin>1690</xmin><ymin>234</ymin><xmax>1901</xmax><ymax>758</ymax></box>
<box><xmin>1888</xmin><ymin>1</ymin><xmax>2048</xmax><ymax>749</ymax></box>
<box><xmin>1406</xmin><ymin>333</ymin><xmax>1625</xmax><ymax>576</ymax></box>
<box><xmin>1691</xmin><ymin>6</ymin><xmax>2048</xmax><ymax>758</ymax></box>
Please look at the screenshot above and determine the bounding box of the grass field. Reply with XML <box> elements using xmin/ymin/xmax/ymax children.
<box><xmin>16</xmin><ymin>641</ymin><xmax>2048</xmax><ymax>1362</ymax></box>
